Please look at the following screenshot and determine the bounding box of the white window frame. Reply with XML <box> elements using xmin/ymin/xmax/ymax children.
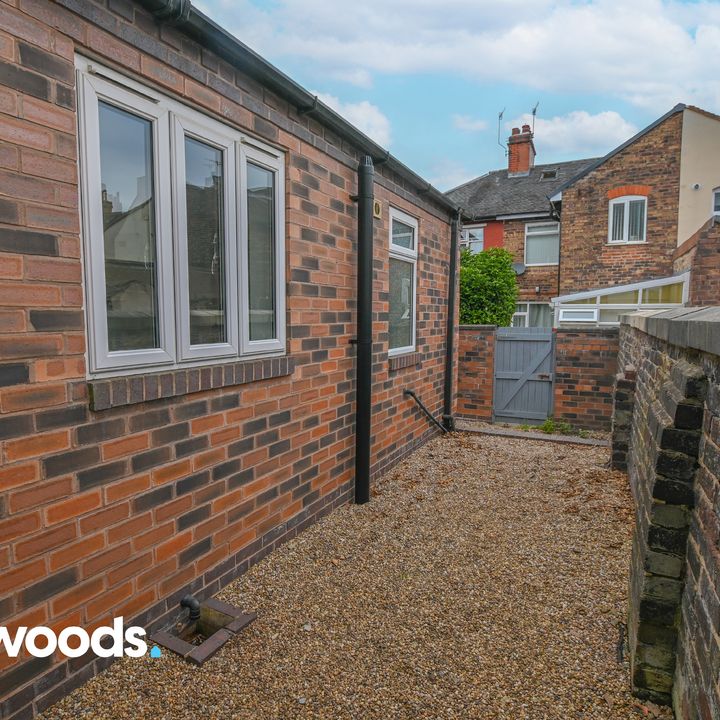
<box><xmin>524</xmin><ymin>221</ymin><xmax>560</xmax><ymax>266</ymax></box>
<box><xmin>76</xmin><ymin>57</ymin><xmax>286</xmax><ymax>377</ymax></box>
<box><xmin>512</xmin><ymin>302</ymin><xmax>553</xmax><ymax>328</ymax></box>
<box><xmin>172</xmin><ymin>114</ymin><xmax>239</xmax><ymax>361</ymax></box>
<box><xmin>608</xmin><ymin>195</ymin><xmax>647</xmax><ymax>244</ymax></box>
<box><xmin>239</xmin><ymin>144</ymin><xmax>286</xmax><ymax>356</ymax></box>
<box><xmin>460</xmin><ymin>225</ymin><xmax>484</xmax><ymax>254</ymax></box>
<box><xmin>77</xmin><ymin>70</ymin><xmax>176</xmax><ymax>373</ymax></box>
<box><xmin>712</xmin><ymin>187</ymin><xmax>720</xmax><ymax>216</ymax></box>
<box><xmin>388</xmin><ymin>207</ymin><xmax>418</xmax><ymax>357</ymax></box>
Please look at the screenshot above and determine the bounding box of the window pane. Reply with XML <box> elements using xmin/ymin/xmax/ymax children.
<box><xmin>99</xmin><ymin>102</ymin><xmax>159</xmax><ymax>352</ymax></box>
<box><xmin>628</xmin><ymin>199</ymin><xmax>645</xmax><ymax>241</ymax></box>
<box><xmin>566</xmin><ymin>297</ymin><xmax>596</xmax><ymax>304</ymax></box>
<box><xmin>392</xmin><ymin>218</ymin><xmax>415</xmax><ymax>250</ymax></box>
<box><xmin>389</xmin><ymin>257</ymin><xmax>413</xmax><ymax>349</ymax></box>
<box><xmin>463</xmin><ymin>228</ymin><xmax>484</xmax><ymax>254</ymax></box>
<box><xmin>644</xmin><ymin>283</ymin><xmax>683</xmax><ymax>304</ymax></box>
<box><xmin>526</xmin><ymin>223</ymin><xmax>559</xmax><ymax>235</ymax></box>
<box><xmin>611</xmin><ymin>203</ymin><xmax>625</xmax><ymax>242</ymax></box>
<box><xmin>714</xmin><ymin>192</ymin><xmax>720</xmax><ymax>213</ymax></box>
<box><xmin>529</xmin><ymin>303</ymin><xmax>553</xmax><ymax>327</ymax></box>
<box><xmin>185</xmin><ymin>137</ymin><xmax>225</xmax><ymax>345</ymax></box>
<box><xmin>526</xmin><ymin>231</ymin><xmax>559</xmax><ymax>264</ymax></box>
<box><xmin>599</xmin><ymin>309</ymin><xmax>624</xmax><ymax>323</ymax></box>
<box><xmin>600</xmin><ymin>289</ymin><xmax>638</xmax><ymax>304</ymax></box>
<box><xmin>247</xmin><ymin>162</ymin><xmax>276</xmax><ymax>342</ymax></box>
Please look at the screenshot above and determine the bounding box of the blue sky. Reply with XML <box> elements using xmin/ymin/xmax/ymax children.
<box><xmin>196</xmin><ymin>0</ymin><xmax>720</xmax><ymax>190</ymax></box>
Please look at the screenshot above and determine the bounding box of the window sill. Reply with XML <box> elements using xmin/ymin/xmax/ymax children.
<box><xmin>525</xmin><ymin>262</ymin><xmax>559</xmax><ymax>267</ymax></box>
<box><xmin>88</xmin><ymin>356</ymin><xmax>295</xmax><ymax>411</ymax></box>
<box><xmin>388</xmin><ymin>352</ymin><xmax>422</xmax><ymax>372</ymax></box>
<box><xmin>605</xmin><ymin>241</ymin><xmax>648</xmax><ymax>246</ymax></box>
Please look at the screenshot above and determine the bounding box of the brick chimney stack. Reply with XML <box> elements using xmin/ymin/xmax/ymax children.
<box><xmin>507</xmin><ymin>123</ymin><xmax>536</xmax><ymax>176</ymax></box>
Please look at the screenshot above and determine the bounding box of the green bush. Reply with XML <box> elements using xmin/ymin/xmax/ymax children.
<box><xmin>459</xmin><ymin>247</ymin><xmax>518</xmax><ymax>326</ymax></box>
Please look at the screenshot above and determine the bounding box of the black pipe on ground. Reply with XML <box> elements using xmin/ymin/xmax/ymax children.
<box><xmin>404</xmin><ymin>390</ymin><xmax>449</xmax><ymax>434</ymax></box>
<box><xmin>354</xmin><ymin>156</ymin><xmax>374</xmax><ymax>505</ymax></box>
<box><xmin>442</xmin><ymin>212</ymin><xmax>460</xmax><ymax>431</ymax></box>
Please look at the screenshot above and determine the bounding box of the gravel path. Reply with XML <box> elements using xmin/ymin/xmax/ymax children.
<box><xmin>42</xmin><ymin>432</ymin><xmax>670</xmax><ymax>720</ymax></box>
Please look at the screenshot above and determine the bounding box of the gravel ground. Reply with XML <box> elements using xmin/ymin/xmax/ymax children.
<box><xmin>41</xmin><ymin>432</ymin><xmax>672</xmax><ymax>720</ymax></box>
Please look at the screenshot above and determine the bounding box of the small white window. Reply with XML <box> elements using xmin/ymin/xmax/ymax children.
<box><xmin>460</xmin><ymin>226</ymin><xmax>484</xmax><ymax>254</ymax></box>
<box><xmin>713</xmin><ymin>188</ymin><xmax>720</xmax><ymax>216</ymax></box>
<box><xmin>608</xmin><ymin>195</ymin><xmax>647</xmax><ymax>243</ymax></box>
<box><xmin>511</xmin><ymin>302</ymin><xmax>529</xmax><ymax>327</ymax></box>
<box><xmin>388</xmin><ymin>207</ymin><xmax>418</xmax><ymax>356</ymax></box>
<box><xmin>525</xmin><ymin>222</ymin><xmax>559</xmax><ymax>266</ymax></box>
<box><xmin>76</xmin><ymin>58</ymin><xmax>286</xmax><ymax>376</ymax></box>
<box><xmin>512</xmin><ymin>302</ymin><xmax>552</xmax><ymax>328</ymax></box>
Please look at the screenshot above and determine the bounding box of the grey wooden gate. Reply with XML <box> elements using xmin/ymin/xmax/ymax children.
<box><xmin>493</xmin><ymin>327</ymin><xmax>554</xmax><ymax>424</ymax></box>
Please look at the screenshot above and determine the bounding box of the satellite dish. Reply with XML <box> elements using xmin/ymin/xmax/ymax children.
<box><xmin>512</xmin><ymin>262</ymin><xmax>527</xmax><ymax>276</ymax></box>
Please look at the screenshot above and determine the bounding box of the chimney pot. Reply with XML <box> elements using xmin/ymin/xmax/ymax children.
<box><xmin>521</xmin><ymin>123</ymin><xmax>531</xmax><ymax>133</ymax></box>
<box><xmin>511</xmin><ymin>127</ymin><xmax>520</xmax><ymax>135</ymax></box>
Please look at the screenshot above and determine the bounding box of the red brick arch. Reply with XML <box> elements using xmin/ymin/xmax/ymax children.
<box><xmin>607</xmin><ymin>184</ymin><xmax>651</xmax><ymax>199</ymax></box>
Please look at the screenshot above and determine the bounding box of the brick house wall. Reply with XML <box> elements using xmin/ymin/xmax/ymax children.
<box><xmin>559</xmin><ymin>112</ymin><xmax>682</xmax><ymax>295</ymax></box>
<box><xmin>615</xmin><ymin>310</ymin><xmax>720</xmax><ymax>717</ymax></box>
<box><xmin>456</xmin><ymin>326</ymin><xmax>494</xmax><ymax>421</ymax></box>
<box><xmin>553</xmin><ymin>327</ymin><xmax>619</xmax><ymax>431</ymax></box>
<box><xmin>501</xmin><ymin>219</ymin><xmax>559</xmax><ymax>303</ymax></box>
<box><xmin>0</xmin><ymin>1</ymin><xmax>455</xmax><ymax>716</ymax></box>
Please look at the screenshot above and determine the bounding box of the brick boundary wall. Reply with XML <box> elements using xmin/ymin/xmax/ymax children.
<box><xmin>553</xmin><ymin>327</ymin><xmax>619</xmax><ymax>431</ymax></box>
<box><xmin>456</xmin><ymin>326</ymin><xmax>495</xmax><ymax>422</ymax></box>
<box><xmin>611</xmin><ymin>365</ymin><xmax>637</xmax><ymax>471</ymax></box>
<box><xmin>615</xmin><ymin>308</ymin><xmax>720</xmax><ymax>717</ymax></box>
<box><xmin>0</xmin><ymin>1</ymin><xmax>456</xmax><ymax>717</ymax></box>
<box><xmin>456</xmin><ymin>326</ymin><xmax>618</xmax><ymax>430</ymax></box>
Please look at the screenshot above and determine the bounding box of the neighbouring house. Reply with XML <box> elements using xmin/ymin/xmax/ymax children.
<box><xmin>448</xmin><ymin>105</ymin><xmax>720</xmax><ymax>328</ymax></box>
<box><xmin>0</xmin><ymin>1</ymin><xmax>459</xmax><ymax>716</ymax></box>
<box><xmin>446</xmin><ymin>124</ymin><xmax>597</xmax><ymax>327</ymax></box>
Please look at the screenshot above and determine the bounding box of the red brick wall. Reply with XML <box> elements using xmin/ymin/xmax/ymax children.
<box><xmin>483</xmin><ymin>220</ymin><xmax>503</xmax><ymax>249</ymax></box>
<box><xmin>553</xmin><ymin>328</ymin><xmax>619</xmax><ymax>431</ymax></box>
<box><xmin>502</xmin><ymin>219</ymin><xmax>559</xmax><ymax>302</ymax></box>
<box><xmin>456</xmin><ymin>327</ymin><xmax>619</xmax><ymax>429</ymax></box>
<box><xmin>559</xmin><ymin>112</ymin><xmax>682</xmax><ymax>294</ymax></box>
<box><xmin>456</xmin><ymin>326</ymin><xmax>494</xmax><ymax>421</ymax></box>
<box><xmin>0</xmin><ymin>1</ymin><xmax>454</xmax><ymax>715</ymax></box>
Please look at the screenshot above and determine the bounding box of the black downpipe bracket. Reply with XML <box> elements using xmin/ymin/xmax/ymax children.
<box><xmin>354</xmin><ymin>156</ymin><xmax>374</xmax><ymax>505</ymax></box>
<box><xmin>442</xmin><ymin>212</ymin><xmax>460</xmax><ymax>431</ymax></box>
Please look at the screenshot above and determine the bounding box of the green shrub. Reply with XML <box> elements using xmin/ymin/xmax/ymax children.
<box><xmin>459</xmin><ymin>247</ymin><xmax>518</xmax><ymax>326</ymax></box>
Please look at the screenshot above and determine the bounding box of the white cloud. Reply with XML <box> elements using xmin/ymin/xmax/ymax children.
<box><xmin>313</xmin><ymin>92</ymin><xmax>391</xmax><ymax>147</ymax></box>
<box><xmin>207</xmin><ymin>0</ymin><xmax>720</xmax><ymax>113</ymax></box>
<box><xmin>427</xmin><ymin>159</ymin><xmax>477</xmax><ymax>192</ymax></box>
<box><xmin>453</xmin><ymin>115</ymin><xmax>488</xmax><ymax>132</ymax></box>
<box><xmin>508</xmin><ymin>111</ymin><xmax>639</xmax><ymax>158</ymax></box>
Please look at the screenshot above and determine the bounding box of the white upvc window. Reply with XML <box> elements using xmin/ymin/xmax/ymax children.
<box><xmin>460</xmin><ymin>225</ymin><xmax>484</xmax><ymax>254</ymax></box>
<box><xmin>512</xmin><ymin>302</ymin><xmax>553</xmax><ymax>328</ymax></box>
<box><xmin>524</xmin><ymin>222</ymin><xmax>560</xmax><ymax>266</ymax></box>
<box><xmin>713</xmin><ymin>187</ymin><xmax>720</xmax><ymax>216</ymax></box>
<box><xmin>388</xmin><ymin>207</ymin><xmax>418</xmax><ymax>356</ymax></box>
<box><xmin>76</xmin><ymin>58</ymin><xmax>286</xmax><ymax>376</ymax></box>
<box><xmin>608</xmin><ymin>195</ymin><xmax>647</xmax><ymax>243</ymax></box>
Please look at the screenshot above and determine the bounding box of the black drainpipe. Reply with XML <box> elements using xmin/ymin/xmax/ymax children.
<box><xmin>354</xmin><ymin>156</ymin><xmax>374</xmax><ymax>505</ymax></box>
<box><xmin>442</xmin><ymin>211</ymin><xmax>461</xmax><ymax>431</ymax></box>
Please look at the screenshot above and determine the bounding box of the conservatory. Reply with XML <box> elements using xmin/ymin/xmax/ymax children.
<box><xmin>552</xmin><ymin>272</ymin><xmax>690</xmax><ymax>328</ymax></box>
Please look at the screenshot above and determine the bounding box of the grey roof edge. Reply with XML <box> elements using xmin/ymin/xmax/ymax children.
<box><xmin>136</xmin><ymin>1</ymin><xmax>460</xmax><ymax>216</ymax></box>
<box><xmin>552</xmin><ymin>104</ymin><xmax>687</xmax><ymax>196</ymax></box>
<box><xmin>622</xmin><ymin>307</ymin><xmax>720</xmax><ymax>356</ymax></box>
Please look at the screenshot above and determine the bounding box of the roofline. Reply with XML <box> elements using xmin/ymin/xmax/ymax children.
<box><xmin>552</xmin><ymin>104</ymin><xmax>687</xmax><ymax>196</ymax></box>
<box><xmin>135</xmin><ymin>0</ymin><xmax>459</xmax><ymax>215</ymax></box>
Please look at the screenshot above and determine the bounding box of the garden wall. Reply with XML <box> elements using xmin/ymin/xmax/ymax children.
<box><xmin>456</xmin><ymin>326</ymin><xmax>618</xmax><ymax>431</ymax></box>
<box><xmin>614</xmin><ymin>308</ymin><xmax>720</xmax><ymax>718</ymax></box>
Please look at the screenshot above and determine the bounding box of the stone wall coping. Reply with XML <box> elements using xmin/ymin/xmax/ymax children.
<box><xmin>622</xmin><ymin>307</ymin><xmax>720</xmax><ymax>357</ymax></box>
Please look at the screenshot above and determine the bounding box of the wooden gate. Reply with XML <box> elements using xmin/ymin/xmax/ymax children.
<box><xmin>493</xmin><ymin>327</ymin><xmax>555</xmax><ymax>424</ymax></box>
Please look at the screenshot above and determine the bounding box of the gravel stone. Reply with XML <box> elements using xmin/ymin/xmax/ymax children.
<box><xmin>40</xmin><ymin>432</ymin><xmax>672</xmax><ymax>719</ymax></box>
